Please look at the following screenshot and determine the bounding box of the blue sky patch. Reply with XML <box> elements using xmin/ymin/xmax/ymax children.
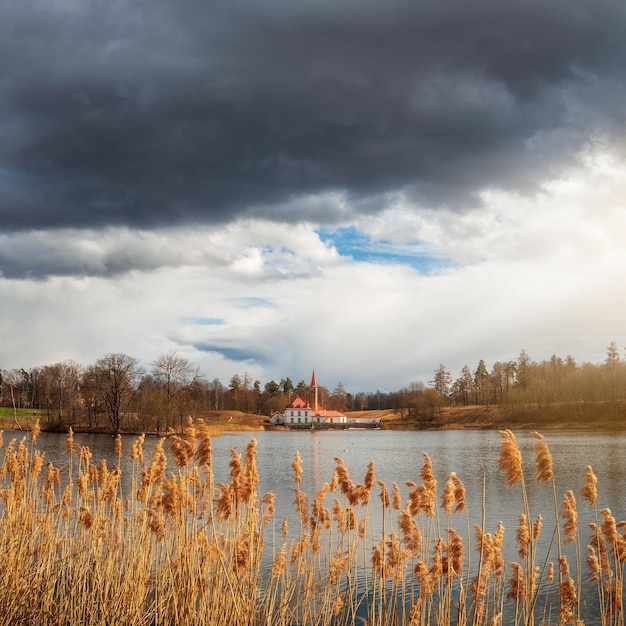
<box><xmin>194</xmin><ymin>343</ymin><xmax>266</xmax><ymax>363</ymax></box>
<box><xmin>317</xmin><ymin>226</ymin><xmax>448</xmax><ymax>273</ymax></box>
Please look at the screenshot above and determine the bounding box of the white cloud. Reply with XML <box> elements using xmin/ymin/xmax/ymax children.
<box><xmin>2</xmin><ymin>153</ymin><xmax>626</xmax><ymax>392</ymax></box>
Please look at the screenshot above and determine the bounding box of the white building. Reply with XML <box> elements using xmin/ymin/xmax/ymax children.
<box><xmin>269</xmin><ymin>370</ymin><xmax>381</xmax><ymax>428</ymax></box>
<box><xmin>269</xmin><ymin>370</ymin><xmax>347</xmax><ymax>426</ymax></box>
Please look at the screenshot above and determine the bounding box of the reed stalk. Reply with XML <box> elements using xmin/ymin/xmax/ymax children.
<box><xmin>0</xmin><ymin>426</ymin><xmax>622</xmax><ymax>625</ymax></box>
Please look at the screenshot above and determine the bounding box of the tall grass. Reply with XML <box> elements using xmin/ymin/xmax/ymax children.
<box><xmin>0</xmin><ymin>422</ymin><xmax>624</xmax><ymax>625</ymax></box>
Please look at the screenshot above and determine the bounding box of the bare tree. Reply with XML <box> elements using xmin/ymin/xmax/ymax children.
<box><xmin>355</xmin><ymin>392</ymin><xmax>368</xmax><ymax>411</ymax></box>
<box><xmin>88</xmin><ymin>353</ymin><xmax>143</xmax><ymax>434</ymax></box>
<box><xmin>152</xmin><ymin>351</ymin><xmax>196</xmax><ymax>430</ymax></box>
<box><xmin>2</xmin><ymin>369</ymin><xmax>25</xmax><ymax>429</ymax></box>
<box><xmin>41</xmin><ymin>361</ymin><xmax>82</xmax><ymax>428</ymax></box>
<box><xmin>209</xmin><ymin>378</ymin><xmax>225</xmax><ymax>410</ymax></box>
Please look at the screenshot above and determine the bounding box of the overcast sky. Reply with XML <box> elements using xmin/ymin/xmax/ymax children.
<box><xmin>2</xmin><ymin>0</ymin><xmax>626</xmax><ymax>393</ymax></box>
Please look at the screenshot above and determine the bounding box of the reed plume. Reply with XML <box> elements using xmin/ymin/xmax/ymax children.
<box><xmin>601</xmin><ymin>508</ymin><xmax>626</xmax><ymax>564</ymax></box>
<box><xmin>292</xmin><ymin>451</ymin><xmax>303</xmax><ymax>485</ymax></box>
<box><xmin>148</xmin><ymin>439</ymin><xmax>167</xmax><ymax>485</ymax></box>
<box><xmin>271</xmin><ymin>544</ymin><xmax>287</xmax><ymax>578</ymax></box>
<box><xmin>399</xmin><ymin>505</ymin><xmax>423</xmax><ymax>554</ymax></box>
<box><xmin>406</xmin><ymin>481</ymin><xmax>421</xmax><ymax>516</ymax></box>
<box><xmin>447</xmin><ymin>527</ymin><xmax>464</xmax><ymax>577</ymax></box>
<box><xmin>442</xmin><ymin>473</ymin><xmax>455</xmax><ymax>514</ymax></box>
<box><xmin>292</xmin><ymin>488</ymin><xmax>309</xmax><ymax>522</ymax></box>
<box><xmin>30</xmin><ymin>419</ymin><xmax>41</xmax><ymax>444</ymax></box>
<box><xmin>452</xmin><ymin>472</ymin><xmax>467</xmax><ymax>513</ymax></box>
<box><xmin>391</xmin><ymin>481</ymin><xmax>402</xmax><ymax>510</ymax></box>
<box><xmin>589</xmin><ymin>522</ymin><xmax>612</xmax><ymax>577</ymax></box>
<box><xmin>406</xmin><ymin>456</ymin><xmax>438</xmax><ymax>517</ymax></box>
<box><xmin>558</xmin><ymin>556</ymin><xmax>578</xmax><ymax>626</ymax></box>
<box><xmin>587</xmin><ymin>546</ymin><xmax>601</xmax><ymax>584</ymax></box>
<box><xmin>364</xmin><ymin>460</ymin><xmax>375</xmax><ymax>490</ymax></box>
<box><xmin>241</xmin><ymin>438</ymin><xmax>259</xmax><ymax>502</ymax></box>
<box><xmin>312</xmin><ymin>482</ymin><xmax>330</xmax><ymax>523</ymax></box>
<box><xmin>414</xmin><ymin>560</ymin><xmax>436</xmax><ymax>600</ymax></box>
<box><xmin>333</xmin><ymin>457</ymin><xmax>355</xmax><ymax>500</ymax></box>
<box><xmin>332</xmin><ymin>593</ymin><xmax>345</xmax><ymax>617</ymax></box>
<box><xmin>497</xmin><ymin>429</ymin><xmax>522</xmax><ymax>486</ymax></box>
<box><xmin>170</xmin><ymin>434</ymin><xmax>194</xmax><ymax>468</ymax></box>
<box><xmin>194</xmin><ymin>419</ymin><xmax>212</xmax><ymax>470</ymax></box>
<box><xmin>345</xmin><ymin>507</ymin><xmax>356</xmax><ymax>531</ymax></box>
<box><xmin>130</xmin><ymin>433</ymin><xmax>145</xmax><ymax>464</ymax></box>
<box><xmin>507</xmin><ymin>562</ymin><xmax>525</xmax><ymax>600</ymax></box>
<box><xmin>358</xmin><ymin>516</ymin><xmax>368</xmax><ymax>540</ymax></box>
<box><xmin>420</xmin><ymin>452</ymin><xmax>437</xmax><ymax>516</ymax></box>
<box><xmin>532</xmin><ymin>431</ymin><xmax>553</xmax><ymax>483</ymax></box>
<box><xmin>66</xmin><ymin>426</ymin><xmax>74</xmax><ymax>455</ymax></box>
<box><xmin>430</xmin><ymin>537</ymin><xmax>444</xmax><ymax>579</ymax></box>
<box><xmin>372</xmin><ymin>544</ymin><xmax>384</xmax><ymax>578</ymax></box>
<box><xmin>562</xmin><ymin>490</ymin><xmax>578</xmax><ymax>545</ymax></box>
<box><xmin>378</xmin><ymin>480</ymin><xmax>390</xmax><ymax>509</ymax></box>
<box><xmin>332</xmin><ymin>497</ymin><xmax>345</xmax><ymax>529</ymax></box>
<box><xmin>516</xmin><ymin>514</ymin><xmax>530</xmax><ymax>559</ymax></box>
<box><xmin>580</xmin><ymin>465</ymin><xmax>598</xmax><ymax>508</ymax></box>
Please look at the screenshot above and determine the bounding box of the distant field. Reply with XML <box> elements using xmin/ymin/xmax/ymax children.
<box><xmin>0</xmin><ymin>407</ymin><xmax>38</xmax><ymax>429</ymax></box>
<box><xmin>0</xmin><ymin>407</ymin><xmax>37</xmax><ymax>419</ymax></box>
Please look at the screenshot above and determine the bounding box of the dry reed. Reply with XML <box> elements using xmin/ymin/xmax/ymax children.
<box><xmin>0</xmin><ymin>427</ymin><xmax>622</xmax><ymax>626</ymax></box>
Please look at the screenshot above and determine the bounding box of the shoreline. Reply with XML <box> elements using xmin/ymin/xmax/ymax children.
<box><xmin>1</xmin><ymin>402</ymin><xmax>625</xmax><ymax>436</ymax></box>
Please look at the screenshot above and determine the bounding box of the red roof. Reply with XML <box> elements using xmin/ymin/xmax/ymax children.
<box><xmin>283</xmin><ymin>371</ymin><xmax>347</xmax><ymax>418</ymax></box>
<box><xmin>285</xmin><ymin>396</ymin><xmax>311</xmax><ymax>409</ymax></box>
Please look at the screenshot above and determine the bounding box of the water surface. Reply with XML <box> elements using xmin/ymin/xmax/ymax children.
<box><xmin>19</xmin><ymin>428</ymin><xmax>626</xmax><ymax>624</ymax></box>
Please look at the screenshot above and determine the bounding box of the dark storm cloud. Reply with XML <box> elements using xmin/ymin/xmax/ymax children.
<box><xmin>2</xmin><ymin>0</ymin><xmax>625</xmax><ymax>232</ymax></box>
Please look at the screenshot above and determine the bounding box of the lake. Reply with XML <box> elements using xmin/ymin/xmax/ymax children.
<box><xmin>14</xmin><ymin>427</ymin><xmax>626</xmax><ymax>624</ymax></box>
<box><xmin>37</xmin><ymin>428</ymin><xmax>625</xmax><ymax>525</ymax></box>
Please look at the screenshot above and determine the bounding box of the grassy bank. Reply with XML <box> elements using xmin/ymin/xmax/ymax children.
<box><xmin>0</xmin><ymin>420</ymin><xmax>624</xmax><ymax>625</ymax></box>
<box><xmin>0</xmin><ymin>402</ymin><xmax>624</xmax><ymax>436</ymax></box>
<box><xmin>354</xmin><ymin>402</ymin><xmax>626</xmax><ymax>431</ymax></box>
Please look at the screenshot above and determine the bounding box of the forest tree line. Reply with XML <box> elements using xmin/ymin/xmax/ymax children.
<box><xmin>0</xmin><ymin>343</ymin><xmax>624</xmax><ymax>433</ymax></box>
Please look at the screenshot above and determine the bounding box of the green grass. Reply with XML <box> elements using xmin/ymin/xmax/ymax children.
<box><xmin>0</xmin><ymin>407</ymin><xmax>36</xmax><ymax>417</ymax></box>
<box><xmin>0</xmin><ymin>407</ymin><xmax>38</xmax><ymax>429</ymax></box>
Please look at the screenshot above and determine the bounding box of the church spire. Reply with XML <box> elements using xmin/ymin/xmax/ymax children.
<box><xmin>310</xmin><ymin>368</ymin><xmax>319</xmax><ymax>410</ymax></box>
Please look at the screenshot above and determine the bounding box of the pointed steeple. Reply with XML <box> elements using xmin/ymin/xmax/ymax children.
<box><xmin>310</xmin><ymin>368</ymin><xmax>319</xmax><ymax>410</ymax></box>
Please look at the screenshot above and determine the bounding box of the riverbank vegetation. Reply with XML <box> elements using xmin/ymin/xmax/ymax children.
<box><xmin>0</xmin><ymin>421</ymin><xmax>624</xmax><ymax>625</ymax></box>
<box><xmin>1</xmin><ymin>342</ymin><xmax>625</xmax><ymax>434</ymax></box>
